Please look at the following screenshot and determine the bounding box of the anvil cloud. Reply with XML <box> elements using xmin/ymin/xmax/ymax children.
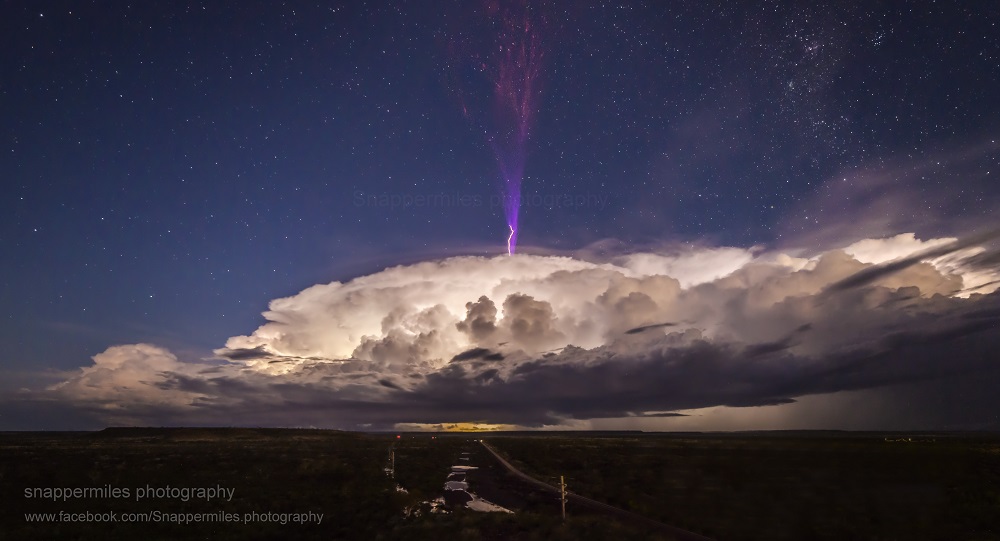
<box><xmin>16</xmin><ymin>233</ymin><xmax>1000</xmax><ymax>430</ymax></box>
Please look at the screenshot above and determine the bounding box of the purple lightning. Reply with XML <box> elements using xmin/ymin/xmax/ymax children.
<box><xmin>447</xmin><ymin>2</ymin><xmax>545</xmax><ymax>254</ymax></box>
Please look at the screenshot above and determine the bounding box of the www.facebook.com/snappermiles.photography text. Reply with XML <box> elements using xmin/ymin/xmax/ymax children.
<box><xmin>21</xmin><ymin>484</ymin><xmax>323</xmax><ymax>526</ymax></box>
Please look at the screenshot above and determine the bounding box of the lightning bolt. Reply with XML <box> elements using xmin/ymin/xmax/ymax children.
<box><xmin>507</xmin><ymin>225</ymin><xmax>515</xmax><ymax>256</ymax></box>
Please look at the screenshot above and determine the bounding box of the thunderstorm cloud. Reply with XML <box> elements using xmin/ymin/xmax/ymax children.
<box><xmin>12</xmin><ymin>232</ymin><xmax>1000</xmax><ymax>430</ymax></box>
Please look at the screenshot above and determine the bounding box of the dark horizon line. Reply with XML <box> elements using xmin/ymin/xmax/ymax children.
<box><xmin>3</xmin><ymin>426</ymin><xmax>999</xmax><ymax>437</ymax></box>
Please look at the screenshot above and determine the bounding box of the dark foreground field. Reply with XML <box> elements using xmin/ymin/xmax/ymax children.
<box><xmin>2</xmin><ymin>429</ymin><xmax>998</xmax><ymax>540</ymax></box>
<box><xmin>484</xmin><ymin>432</ymin><xmax>1000</xmax><ymax>541</ymax></box>
<box><xmin>1</xmin><ymin>428</ymin><xmax>657</xmax><ymax>540</ymax></box>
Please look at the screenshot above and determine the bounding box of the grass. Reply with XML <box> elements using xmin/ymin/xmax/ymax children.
<box><xmin>2</xmin><ymin>428</ymin><xmax>400</xmax><ymax>540</ymax></box>
<box><xmin>484</xmin><ymin>432</ymin><xmax>1000</xmax><ymax>541</ymax></box>
<box><xmin>5</xmin><ymin>428</ymin><xmax>997</xmax><ymax>540</ymax></box>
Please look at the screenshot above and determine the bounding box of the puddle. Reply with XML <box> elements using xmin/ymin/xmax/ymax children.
<box><xmin>393</xmin><ymin>446</ymin><xmax>513</xmax><ymax>516</ymax></box>
<box><xmin>443</xmin><ymin>464</ymin><xmax>513</xmax><ymax>514</ymax></box>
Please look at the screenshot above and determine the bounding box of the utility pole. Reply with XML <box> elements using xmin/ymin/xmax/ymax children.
<box><xmin>560</xmin><ymin>475</ymin><xmax>566</xmax><ymax>521</ymax></box>
<box><xmin>390</xmin><ymin>449</ymin><xmax>395</xmax><ymax>478</ymax></box>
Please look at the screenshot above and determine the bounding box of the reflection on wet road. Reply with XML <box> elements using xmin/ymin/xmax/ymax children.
<box><xmin>442</xmin><ymin>451</ymin><xmax>513</xmax><ymax>513</ymax></box>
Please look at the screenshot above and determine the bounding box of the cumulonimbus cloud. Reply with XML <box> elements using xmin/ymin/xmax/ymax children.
<box><xmin>22</xmin><ymin>232</ymin><xmax>1000</xmax><ymax>429</ymax></box>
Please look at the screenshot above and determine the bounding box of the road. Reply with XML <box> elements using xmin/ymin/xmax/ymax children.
<box><xmin>480</xmin><ymin>440</ymin><xmax>716</xmax><ymax>541</ymax></box>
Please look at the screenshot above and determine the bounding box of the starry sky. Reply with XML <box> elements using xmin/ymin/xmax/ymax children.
<box><xmin>3</xmin><ymin>1</ymin><xmax>999</xmax><ymax>430</ymax></box>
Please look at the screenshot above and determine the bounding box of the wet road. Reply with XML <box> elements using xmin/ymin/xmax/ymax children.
<box><xmin>480</xmin><ymin>440</ymin><xmax>715</xmax><ymax>541</ymax></box>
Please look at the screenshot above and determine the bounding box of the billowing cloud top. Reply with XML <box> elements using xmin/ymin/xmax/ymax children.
<box><xmin>24</xmin><ymin>233</ymin><xmax>1000</xmax><ymax>429</ymax></box>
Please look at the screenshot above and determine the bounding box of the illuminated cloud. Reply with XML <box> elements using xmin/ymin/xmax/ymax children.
<box><xmin>15</xmin><ymin>232</ymin><xmax>1000</xmax><ymax>430</ymax></box>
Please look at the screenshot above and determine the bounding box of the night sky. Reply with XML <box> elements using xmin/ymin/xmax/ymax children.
<box><xmin>3</xmin><ymin>1</ymin><xmax>999</xmax><ymax>430</ymax></box>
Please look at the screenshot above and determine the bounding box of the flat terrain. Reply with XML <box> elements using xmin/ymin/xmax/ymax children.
<box><xmin>1</xmin><ymin>428</ymin><xmax>663</xmax><ymax>540</ymax></box>
<box><xmin>483</xmin><ymin>432</ymin><xmax>1000</xmax><ymax>541</ymax></box>
<box><xmin>3</xmin><ymin>428</ymin><xmax>401</xmax><ymax>540</ymax></box>
<box><xmin>2</xmin><ymin>429</ymin><xmax>998</xmax><ymax>540</ymax></box>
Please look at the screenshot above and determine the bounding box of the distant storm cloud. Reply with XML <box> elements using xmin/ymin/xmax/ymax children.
<box><xmin>16</xmin><ymin>232</ymin><xmax>1000</xmax><ymax>429</ymax></box>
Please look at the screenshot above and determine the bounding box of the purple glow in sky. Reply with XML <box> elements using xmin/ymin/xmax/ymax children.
<box><xmin>489</xmin><ymin>5</ymin><xmax>543</xmax><ymax>253</ymax></box>
<box><xmin>451</xmin><ymin>1</ymin><xmax>545</xmax><ymax>254</ymax></box>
